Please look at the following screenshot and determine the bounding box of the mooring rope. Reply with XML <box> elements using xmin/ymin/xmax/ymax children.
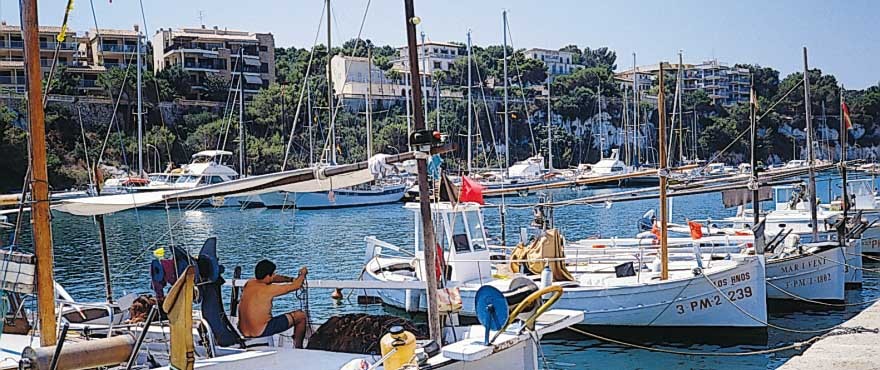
<box><xmin>766</xmin><ymin>281</ymin><xmax>880</xmax><ymax>307</ymax></box>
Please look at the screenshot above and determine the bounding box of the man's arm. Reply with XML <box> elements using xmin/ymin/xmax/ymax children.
<box><xmin>270</xmin><ymin>274</ymin><xmax>295</xmax><ymax>284</ymax></box>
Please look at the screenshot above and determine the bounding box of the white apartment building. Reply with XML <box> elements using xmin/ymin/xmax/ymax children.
<box><xmin>152</xmin><ymin>25</ymin><xmax>275</xmax><ymax>99</ymax></box>
<box><xmin>392</xmin><ymin>41</ymin><xmax>464</xmax><ymax>76</ymax></box>
<box><xmin>523</xmin><ymin>48</ymin><xmax>580</xmax><ymax>79</ymax></box>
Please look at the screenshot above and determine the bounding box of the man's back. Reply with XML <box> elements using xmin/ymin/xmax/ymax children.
<box><xmin>238</xmin><ymin>279</ymin><xmax>274</xmax><ymax>337</ymax></box>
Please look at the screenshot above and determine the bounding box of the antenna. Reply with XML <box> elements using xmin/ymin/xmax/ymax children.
<box><xmin>198</xmin><ymin>10</ymin><xmax>205</xmax><ymax>27</ymax></box>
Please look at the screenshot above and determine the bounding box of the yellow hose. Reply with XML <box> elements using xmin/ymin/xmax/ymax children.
<box><xmin>490</xmin><ymin>285</ymin><xmax>563</xmax><ymax>343</ymax></box>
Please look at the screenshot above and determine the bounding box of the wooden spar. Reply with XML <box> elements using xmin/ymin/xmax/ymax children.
<box><xmin>21</xmin><ymin>0</ymin><xmax>58</xmax><ymax>346</ymax></box>
<box><xmin>96</xmin><ymin>215</ymin><xmax>113</xmax><ymax>303</ymax></box>
<box><xmin>658</xmin><ymin>62</ymin><xmax>669</xmax><ymax>281</ymax></box>
<box><xmin>168</xmin><ymin>145</ymin><xmax>454</xmax><ymax>202</ymax></box>
<box><xmin>803</xmin><ymin>47</ymin><xmax>819</xmax><ymax>240</ymax></box>
<box><xmin>840</xmin><ymin>85</ymin><xmax>848</xmax><ymax>223</ymax></box>
<box><xmin>403</xmin><ymin>0</ymin><xmax>442</xmax><ymax>344</ymax></box>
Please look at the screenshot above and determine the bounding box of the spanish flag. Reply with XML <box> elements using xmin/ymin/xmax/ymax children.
<box><xmin>842</xmin><ymin>101</ymin><xmax>853</xmax><ymax>130</ymax></box>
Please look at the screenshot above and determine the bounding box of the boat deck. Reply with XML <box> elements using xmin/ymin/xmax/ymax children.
<box><xmin>777</xmin><ymin>300</ymin><xmax>880</xmax><ymax>369</ymax></box>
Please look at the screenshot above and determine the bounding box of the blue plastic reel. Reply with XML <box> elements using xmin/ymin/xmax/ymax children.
<box><xmin>475</xmin><ymin>285</ymin><xmax>509</xmax><ymax>345</ymax></box>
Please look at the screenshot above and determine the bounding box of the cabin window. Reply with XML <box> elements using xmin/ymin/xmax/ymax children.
<box><xmin>177</xmin><ymin>175</ymin><xmax>200</xmax><ymax>184</ymax></box>
<box><xmin>464</xmin><ymin>211</ymin><xmax>487</xmax><ymax>251</ymax></box>
<box><xmin>612</xmin><ymin>166</ymin><xmax>624</xmax><ymax>172</ymax></box>
<box><xmin>449</xmin><ymin>212</ymin><xmax>470</xmax><ymax>253</ymax></box>
<box><xmin>201</xmin><ymin>176</ymin><xmax>225</xmax><ymax>185</ymax></box>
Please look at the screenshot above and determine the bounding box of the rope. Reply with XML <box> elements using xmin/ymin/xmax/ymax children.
<box><xmin>295</xmin><ymin>278</ymin><xmax>313</xmax><ymax>338</ymax></box>
<box><xmin>821</xmin><ymin>254</ymin><xmax>880</xmax><ymax>273</ymax></box>
<box><xmin>567</xmin><ymin>325</ymin><xmax>861</xmax><ymax>357</ymax></box>
<box><xmin>766</xmin><ymin>281</ymin><xmax>880</xmax><ymax>307</ymax></box>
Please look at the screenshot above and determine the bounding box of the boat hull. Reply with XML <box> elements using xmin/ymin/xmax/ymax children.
<box><xmin>283</xmin><ymin>185</ymin><xmax>406</xmax><ymax>209</ymax></box>
<box><xmin>367</xmin><ymin>256</ymin><xmax>768</xmax><ymax>328</ymax></box>
<box><xmin>765</xmin><ymin>246</ymin><xmax>846</xmax><ymax>301</ymax></box>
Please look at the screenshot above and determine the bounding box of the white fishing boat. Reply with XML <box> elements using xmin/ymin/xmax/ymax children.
<box><xmin>362</xmin><ymin>202</ymin><xmax>768</xmax><ymax>328</ymax></box>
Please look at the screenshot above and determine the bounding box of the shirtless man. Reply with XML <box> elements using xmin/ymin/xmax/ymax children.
<box><xmin>238</xmin><ymin>259</ymin><xmax>308</xmax><ymax>348</ymax></box>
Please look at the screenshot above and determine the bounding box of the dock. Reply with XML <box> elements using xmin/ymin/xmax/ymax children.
<box><xmin>778</xmin><ymin>300</ymin><xmax>880</xmax><ymax>369</ymax></box>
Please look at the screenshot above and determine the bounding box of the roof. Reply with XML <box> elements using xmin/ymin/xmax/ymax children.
<box><xmin>89</xmin><ymin>28</ymin><xmax>140</xmax><ymax>37</ymax></box>
<box><xmin>398</xmin><ymin>41</ymin><xmax>462</xmax><ymax>49</ymax></box>
<box><xmin>161</xmin><ymin>27</ymin><xmax>265</xmax><ymax>42</ymax></box>
<box><xmin>0</xmin><ymin>24</ymin><xmax>69</xmax><ymax>34</ymax></box>
<box><xmin>524</xmin><ymin>48</ymin><xmax>573</xmax><ymax>56</ymax></box>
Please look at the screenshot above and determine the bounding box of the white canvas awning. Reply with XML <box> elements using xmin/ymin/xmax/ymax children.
<box><xmin>243</xmin><ymin>57</ymin><xmax>261</xmax><ymax>67</ymax></box>
<box><xmin>243</xmin><ymin>74</ymin><xmax>262</xmax><ymax>84</ymax></box>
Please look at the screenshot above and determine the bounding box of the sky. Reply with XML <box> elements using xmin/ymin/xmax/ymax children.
<box><xmin>1</xmin><ymin>0</ymin><xmax>878</xmax><ymax>89</ymax></box>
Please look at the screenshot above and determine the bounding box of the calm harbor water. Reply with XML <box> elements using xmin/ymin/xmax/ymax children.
<box><xmin>5</xmin><ymin>172</ymin><xmax>879</xmax><ymax>369</ymax></box>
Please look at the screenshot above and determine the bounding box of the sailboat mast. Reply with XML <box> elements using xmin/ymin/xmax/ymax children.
<box><xmin>21</xmin><ymin>0</ymin><xmax>58</xmax><ymax>346</ymax></box>
<box><xmin>598</xmin><ymin>83</ymin><xmax>603</xmax><ymax>159</ymax></box>
<box><xmin>421</xmin><ymin>32</ymin><xmax>428</xmax><ymax>122</ymax></box>
<box><xmin>840</xmin><ymin>85</ymin><xmax>849</xmax><ymax>224</ymax></box>
<box><xmin>502</xmin><ymin>10</ymin><xmax>510</xmax><ymax>177</ymax></box>
<box><xmin>403</xmin><ymin>0</ymin><xmax>442</xmax><ymax>344</ymax></box>
<box><xmin>632</xmin><ymin>53</ymin><xmax>640</xmax><ymax>165</ymax></box>
<box><xmin>366</xmin><ymin>48</ymin><xmax>373</xmax><ymax>159</ymax></box>
<box><xmin>803</xmin><ymin>47</ymin><xmax>818</xmax><ymax>240</ymax></box>
<box><xmin>547</xmin><ymin>76</ymin><xmax>553</xmax><ymax>170</ymax></box>
<box><xmin>238</xmin><ymin>47</ymin><xmax>246</xmax><ymax>177</ymax></box>
<box><xmin>308</xmin><ymin>83</ymin><xmax>314</xmax><ymax>165</ymax></box>
<box><xmin>657</xmin><ymin>62</ymin><xmax>669</xmax><ymax>281</ymax></box>
<box><xmin>137</xmin><ymin>28</ymin><xmax>144</xmax><ymax>177</ymax></box>
<box><xmin>750</xmin><ymin>76</ymin><xmax>761</xmax><ymax>242</ymax></box>
<box><xmin>326</xmin><ymin>0</ymin><xmax>336</xmax><ymax>165</ymax></box>
<box><xmin>677</xmin><ymin>50</ymin><xmax>684</xmax><ymax>164</ymax></box>
<box><xmin>467</xmin><ymin>29</ymin><xmax>473</xmax><ymax>174</ymax></box>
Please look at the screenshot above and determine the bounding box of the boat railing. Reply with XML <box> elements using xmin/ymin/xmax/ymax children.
<box><xmin>55</xmin><ymin>298</ymin><xmax>117</xmax><ymax>335</ymax></box>
<box><xmin>365</xmin><ymin>236</ymin><xmax>414</xmax><ymax>262</ymax></box>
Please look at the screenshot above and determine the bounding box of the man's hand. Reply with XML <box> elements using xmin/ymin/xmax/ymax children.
<box><xmin>298</xmin><ymin>266</ymin><xmax>308</xmax><ymax>278</ymax></box>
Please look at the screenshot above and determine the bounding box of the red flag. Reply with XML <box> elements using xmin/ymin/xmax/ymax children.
<box><xmin>459</xmin><ymin>176</ymin><xmax>485</xmax><ymax>205</ymax></box>
<box><xmin>842</xmin><ymin>102</ymin><xmax>853</xmax><ymax>130</ymax></box>
<box><xmin>688</xmin><ymin>221</ymin><xmax>703</xmax><ymax>240</ymax></box>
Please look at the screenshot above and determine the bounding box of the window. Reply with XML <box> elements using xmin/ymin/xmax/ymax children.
<box><xmin>259</xmin><ymin>46</ymin><xmax>268</xmax><ymax>52</ymax></box>
<box><xmin>465</xmin><ymin>211</ymin><xmax>487</xmax><ymax>251</ymax></box>
<box><xmin>260</xmin><ymin>62</ymin><xmax>269</xmax><ymax>73</ymax></box>
<box><xmin>433</xmin><ymin>61</ymin><xmax>441</xmax><ymax>69</ymax></box>
<box><xmin>201</xmin><ymin>176</ymin><xmax>225</xmax><ymax>185</ymax></box>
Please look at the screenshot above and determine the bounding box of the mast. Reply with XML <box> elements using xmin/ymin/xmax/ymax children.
<box><xmin>403</xmin><ymin>0</ymin><xmax>442</xmax><ymax>344</ymax></box>
<box><xmin>136</xmin><ymin>27</ymin><xmax>144</xmax><ymax>177</ymax></box>
<box><xmin>467</xmin><ymin>29</ymin><xmax>473</xmax><ymax>174</ymax></box>
<box><xmin>502</xmin><ymin>10</ymin><xmax>510</xmax><ymax>177</ymax></box>
<box><xmin>840</xmin><ymin>85</ymin><xmax>849</xmax><ymax>224</ymax></box>
<box><xmin>238</xmin><ymin>47</ymin><xmax>246</xmax><ymax>177</ymax></box>
<box><xmin>623</xmin><ymin>85</ymin><xmax>629</xmax><ymax>166</ymax></box>
<box><xmin>435</xmin><ymin>78</ymin><xmax>441</xmax><ymax>131</ymax></box>
<box><xmin>803</xmin><ymin>47</ymin><xmax>818</xmax><ymax>240</ymax></box>
<box><xmin>547</xmin><ymin>76</ymin><xmax>553</xmax><ymax>170</ymax></box>
<box><xmin>658</xmin><ymin>62</ymin><xmax>669</xmax><ymax>281</ymax></box>
<box><xmin>22</xmin><ymin>0</ymin><xmax>58</xmax><ymax>346</ymax></box>
<box><xmin>598</xmin><ymin>83</ymin><xmax>603</xmax><ymax>160</ymax></box>
<box><xmin>750</xmin><ymin>76</ymin><xmax>762</xmax><ymax>248</ymax></box>
<box><xmin>677</xmin><ymin>50</ymin><xmax>684</xmax><ymax>165</ymax></box>
<box><xmin>366</xmin><ymin>48</ymin><xmax>373</xmax><ymax>158</ymax></box>
<box><xmin>421</xmin><ymin>31</ymin><xmax>428</xmax><ymax>122</ymax></box>
<box><xmin>326</xmin><ymin>0</ymin><xmax>336</xmax><ymax>165</ymax></box>
<box><xmin>308</xmin><ymin>82</ymin><xmax>314</xmax><ymax>165</ymax></box>
<box><xmin>632</xmin><ymin>53</ymin><xmax>640</xmax><ymax>165</ymax></box>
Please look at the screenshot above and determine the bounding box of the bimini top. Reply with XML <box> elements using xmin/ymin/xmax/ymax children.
<box><xmin>192</xmin><ymin>150</ymin><xmax>234</xmax><ymax>159</ymax></box>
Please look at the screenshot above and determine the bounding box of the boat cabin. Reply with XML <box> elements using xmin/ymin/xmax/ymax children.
<box><xmin>403</xmin><ymin>202</ymin><xmax>493</xmax><ymax>283</ymax></box>
<box><xmin>174</xmin><ymin>150</ymin><xmax>240</xmax><ymax>188</ymax></box>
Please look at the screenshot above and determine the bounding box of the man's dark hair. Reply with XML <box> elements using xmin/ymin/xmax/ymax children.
<box><xmin>255</xmin><ymin>259</ymin><xmax>276</xmax><ymax>280</ymax></box>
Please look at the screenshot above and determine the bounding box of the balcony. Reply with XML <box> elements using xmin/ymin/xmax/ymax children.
<box><xmin>79</xmin><ymin>79</ymin><xmax>99</xmax><ymax>88</ymax></box>
<box><xmin>40</xmin><ymin>59</ymin><xmax>70</xmax><ymax>67</ymax></box>
<box><xmin>0</xmin><ymin>40</ymin><xmax>25</xmax><ymax>49</ymax></box>
<box><xmin>0</xmin><ymin>76</ymin><xmax>27</xmax><ymax>85</ymax></box>
<box><xmin>40</xmin><ymin>41</ymin><xmax>79</xmax><ymax>51</ymax></box>
<box><xmin>183</xmin><ymin>62</ymin><xmax>222</xmax><ymax>71</ymax></box>
<box><xmin>100</xmin><ymin>44</ymin><xmax>139</xmax><ymax>53</ymax></box>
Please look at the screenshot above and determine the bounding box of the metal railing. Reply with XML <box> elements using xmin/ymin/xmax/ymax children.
<box><xmin>0</xmin><ymin>76</ymin><xmax>26</xmax><ymax>85</ymax></box>
<box><xmin>100</xmin><ymin>44</ymin><xmax>138</xmax><ymax>53</ymax></box>
<box><xmin>40</xmin><ymin>41</ymin><xmax>79</xmax><ymax>50</ymax></box>
<box><xmin>0</xmin><ymin>40</ymin><xmax>25</xmax><ymax>49</ymax></box>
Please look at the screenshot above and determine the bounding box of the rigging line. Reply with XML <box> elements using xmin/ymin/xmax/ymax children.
<box><xmin>96</xmin><ymin>52</ymin><xmax>137</xmax><ymax>165</ymax></box>
<box><xmin>217</xmin><ymin>56</ymin><xmax>242</xmax><ymax>153</ymax></box>
<box><xmin>136</xmin><ymin>0</ymin><xmax>172</xmax><ymax>165</ymax></box>
<box><xmin>697</xmin><ymin>79</ymin><xmax>805</xmax><ymax>174</ymax></box>
<box><xmin>502</xmin><ymin>18</ymin><xmax>538</xmax><ymax>156</ymax></box>
<box><xmin>473</xmin><ymin>64</ymin><xmax>503</xmax><ymax>168</ymax></box>
<box><xmin>281</xmin><ymin>3</ymin><xmax>326</xmax><ymax>170</ymax></box>
<box><xmin>87</xmin><ymin>0</ymin><xmax>104</xmax><ymax>63</ymax></box>
<box><xmin>75</xmin><ymin>103</ymin><xmax>95</xmax><ymax>189</ymax></box>
<box><xmin>320</xmin><ymin>0</ymin><xmax>373</xmax><ymax>164</ymax></box>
